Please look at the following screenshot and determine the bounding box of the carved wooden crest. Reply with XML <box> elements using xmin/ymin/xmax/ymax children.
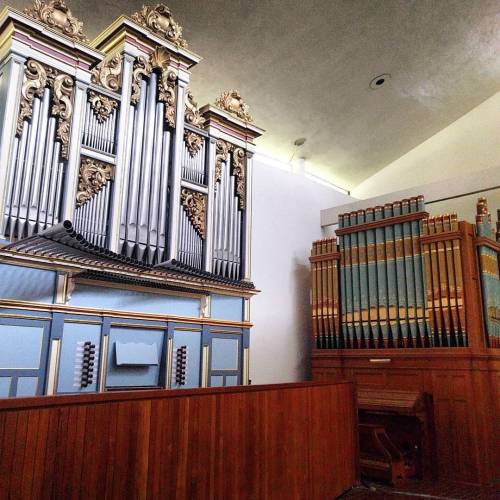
<box><xmin>24</xmin><ymin>0</ymin><xmax>89</xmax><ymax>43</ymax></box>
<box><xmin>215</xmin><ymin>90</ymin><xmax>253</xmax><ymax>122</ymax></box>
<box><xmin>185</xmin><ymin>88</ymin><xmax>205</xmax><ymax>128</ymax></box>
<box><xmin>131</xmin><ymin>4</ymin><xmax>188</xmax><ymax>48</ymax></box>
<box><xmin>181</xmin><ymin>188</ymin><xmax>206</xmax><ymax>239</ymax></box>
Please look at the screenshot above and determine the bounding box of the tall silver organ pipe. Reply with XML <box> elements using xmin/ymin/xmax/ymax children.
<box><xmin>2</xmin><ymin>86</ymin><xmax>65</xmax><ymax>240</ymax></box>
<box><xmin>212</xmin><ymin>151</ymin><xmax>242</xmax><ymax>280</ymax></box>
<box><xmin>119</xmin><ymin>74</ymin><xmax>171</xmax><ymax>264</ymax></box>
<box><xmin>177</xmin><ymin>205</ymin><xmax>203</xmax><ymax>269</ymax></box>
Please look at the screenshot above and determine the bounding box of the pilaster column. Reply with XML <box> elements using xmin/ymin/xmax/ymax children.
<box><xmin>0</xmin><ymin>54</ymin><xmax>26</xmax><ymax>237</ymax></box>
<box><xmin>203</xmin><ymin>137</ymin><xmax>216</xmax><ymax>271</ymax></box>
<box><xmin>242</xmin><ymin>151</ymin><xmax>254</xmax><ymax>280</ymax></box>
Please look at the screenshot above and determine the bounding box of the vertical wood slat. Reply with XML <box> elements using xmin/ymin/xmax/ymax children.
<box><xmin>0</xmin><ymin>382</ymin><xmax>356</xmax><ymax>500</ymax></box>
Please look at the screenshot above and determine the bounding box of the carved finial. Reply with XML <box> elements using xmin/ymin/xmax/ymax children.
<box><xmin>131</xmin><ymin>4</ymin><xmax>188</xmax><ymax>48</ymax></box>
<box><xmin>24</xmin><ymin>0</ymin><xmax>89</xmax><ymax>43</ymax></box>
<box><xmin>214</xmin><ymin>90</ymin><xmax>253</xmax><ymax>122</ymax></box>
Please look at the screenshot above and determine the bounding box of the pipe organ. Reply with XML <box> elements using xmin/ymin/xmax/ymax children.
<box><xmin>311</xmin><ymin>196</ymin><xmax>500</xmax><ymax>486</ymax></box>
<box><xmin>0</xmin><ymin>1</ymin><xmax>262</xmax><ymax>398</ymax></box>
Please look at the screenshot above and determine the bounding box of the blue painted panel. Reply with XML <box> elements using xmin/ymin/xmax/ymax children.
<box><xmin>211</xmin><ymin>337</ymin><xmax>239</xmax><ymax>371</ymax></box>
<box><xmin>0</xmin><ymin>325</ymin><xmax>44</xmax><ymax>368</ymax></box>
<box><xmin>16</xmin><ymin>377</ymin><xmax>38</xmax><ymax>396</ymax></box>
<box><xmin>171</xmin><ymin>329</ymin><xmax>201</xmax><ymax>389</ymax></box>
<box><xmin>0</xmin><ymin>377</ymin><xmax>11</xmax><ymax>397</ymax></box>
<box><xmin>0</xmin><ymin>263</ymin><xmax>56</xmax><ymax>303</ymax></box>
<box><xmin>70</xmin><ymin>285</ymin><xmax>200</xmax><ymax>317</ymax></box>
<box><xmin>225</xmin><ymin>375</ymin><xmax>238</xmax><ymax>387</ymax></box>
<box><xmin>57</xmin><ymin>322</ymin><xmax>102</xmax><ymax>393</ymax></box>
<box><xmin>106</xmin><ymin>327</ymin><xmax>164</xmax><ymax>388</ymax></box>
<box><xmin>210</xmin><ymin>375</ymin><xmax>223</xmax><ymax>387</ymax></box>
<box><xmin>210</xmin><ymin>294</ymin><xmax>243</xmax><ymax>321</ymax></box>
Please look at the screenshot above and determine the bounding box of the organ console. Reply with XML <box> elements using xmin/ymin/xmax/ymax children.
<box><xmin>311</xmin><ymin>196</ymin><xmax>500</xmax><ymax>486</ymax></box>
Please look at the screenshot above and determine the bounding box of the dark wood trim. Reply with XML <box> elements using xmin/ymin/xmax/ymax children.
<box><xmin>419</xmin><ymin>230</ymin><xmax>463</xmax><ymax>244</ymax></box>
<box><xmin>335</xmin><ymin>212</ymin><xmax>429</xmax><ymax>236</ymax></box>
<box><xmin>474</xmin><ymin>236</ymin><xmax>500</xmax><ymax>253</ymax></box>
<box><xmin>309</xmin><ymin>252</ymin><xmax>341</xmax><ymax>262</ymax></box>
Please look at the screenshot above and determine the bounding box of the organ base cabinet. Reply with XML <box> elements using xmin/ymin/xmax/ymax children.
<box><xmin>312</xmin><ymin>349</ymin><xmax>500</xmax><ymax>486</ymax></box>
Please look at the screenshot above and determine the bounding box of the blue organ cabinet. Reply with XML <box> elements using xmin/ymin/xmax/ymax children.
<box><xmin>0</xmin><ymin>0</ymin><xmax>262</xmax><ymax>397</ymax></box>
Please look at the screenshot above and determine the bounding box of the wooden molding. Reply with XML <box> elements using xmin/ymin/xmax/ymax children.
<box><xmin>335</xmin><ymin>212</ymin><xmax>429</xmax><ymax>236</ymax></box>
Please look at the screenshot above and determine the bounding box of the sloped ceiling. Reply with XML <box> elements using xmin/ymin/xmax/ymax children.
<box><xmin>7</xmin><ymin>0</ymin><xmax>500</xmax><ymax>190</ymax></box>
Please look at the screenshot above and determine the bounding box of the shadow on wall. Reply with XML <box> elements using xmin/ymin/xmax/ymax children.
<box><xmin>293</xmin><ymin>257</ymin><xmax>312</xmax><ymax>381</ymax></box>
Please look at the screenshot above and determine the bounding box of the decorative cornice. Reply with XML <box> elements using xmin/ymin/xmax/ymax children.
<box><xmin>51</xmin><ymin>72</ymin><xmax>74</xmax><ymax>159</ymax></box>
<box><xmin>185</xmin><ymin>88</ymin><xmax>205</xmax><ymax>128</ymax></box>
<box><xmin>17</xmin><ymin>60</ymin><xmax>47</xmax><ymax>137</ymax></box>
<box><xmin>131</xmin><ymin>4</ymin><xmax>188</xmax><ymax>48</ymax></box>
<box><xmin>215</xmin><ymin>139</ymin><xmax>229</xmax><ymax>184</ymax></box>
<box><xmin>231</xmin><ymin>147</ymin><xmax>246</xmax><ymax>210</ymax></box>
<box><xmin>181</xmin><ymin>188</ymin><xmax>206</xmax><ymax>239</ymax></box>
<box><xmin>24</xmin><ymin>0</ymin><xmax>89</xmax><ymax>43</ymax></box>
<box><xmin>214</xmin><ymin>90</ymin><xmax>253</xmax><ymax>122</ymax></box>
<box><xmin>88</xmin><ymin>91</ymin><xmax>117</xmax><ymax>123</ymax></box>
<box><xmin>91</xmin><ymin>53</ymin><xmax>123</xmax><ymax>92</ymax></box>
<box><xmin>76</xmin><ymin>157</ymin><xmax>114</xmax><ymax>207</ymax></box>
<box><xmin>184</xmin><ymin>130</ymin><xmax>204</xmax><ymax>158</ymax></box>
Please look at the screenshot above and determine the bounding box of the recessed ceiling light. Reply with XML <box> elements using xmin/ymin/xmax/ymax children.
<box><xmin>294</xmin><ymin>137</ymin><xmax>306</xmax><ymax>147</ymax></box>
<box><xmin>369</xmin><ymin>73</ymin><xmax>391</xmax><ymax>90</ymax></box>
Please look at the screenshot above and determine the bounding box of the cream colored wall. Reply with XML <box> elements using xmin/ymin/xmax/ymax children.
<box><xmin>351</xmin><ymin>91</ymin><xmax>500</xmax><ymax>199</ymax></box>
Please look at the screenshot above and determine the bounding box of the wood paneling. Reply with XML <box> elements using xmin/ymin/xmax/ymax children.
<box><xmin>0</xmin><ymin>381</ymin><xmax>357</xmax><ymax>500</ymax></box>
<box><xmin>312</xmin><ymin>349</ymin><xmax>500</xmax><ymax>486</ymax></box>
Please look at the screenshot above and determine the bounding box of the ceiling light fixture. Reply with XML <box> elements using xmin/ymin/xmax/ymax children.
<box><xmin>289</xmin><ymin>137</ymin><xmax>307</xmax><ymax>162</ymax></box>
<box><xmin>369</xmin><ymin>73</ymin><xmax>391</xmax><ymax>90</ymax></box>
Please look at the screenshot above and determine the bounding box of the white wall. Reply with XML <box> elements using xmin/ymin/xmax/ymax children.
<box><xmin>351</xmin><ymin>91</ymin><xmax>500</xmax><ymax>199</ymax></box>
<box><xmin>249</xmin><ymin>156</ymin><xmax>352</xmax><ymax>385</ymax></box>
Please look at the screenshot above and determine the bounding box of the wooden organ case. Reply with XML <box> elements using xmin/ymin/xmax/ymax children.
<box><xmin>310</xmin><ymin>196</ymin><xmax>499</xmax><ymax>486</ymax></box>
<box><xmin>0</xmin><ymin>1</ymin><xmax>264</xmax><ymax>397</ymax></box>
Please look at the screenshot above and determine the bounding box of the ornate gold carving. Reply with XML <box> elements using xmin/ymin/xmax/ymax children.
<box><xmin>17</xmin><ymin>60</ymin><xmax>47</xmax><ymax>136</ymax></box>
<box><xmin>215</xmin><ymin>139</ymin><xmax>229</xmax><ymax>184</ymax></box>
<box><xmin>184</xmin><ymin>130</ymin><xmax>204</xmax><ymax>158</ymax></box>
<box><xmin>17</xmin><ymin>59</ymin><xmax>74</xmax><ymax>159</ymax></box>
<box><xmin>88</xmin><ymin>91</ymin><xmax>117</xmax><ymax>123</ymax></box>
<box><xmin>51</xmin><ymin>72</ymin><xmax>74</xmax><ymax>159</ymax></box>
<box><xmin>185</xmin><ymin>88</ymin><xmax>205</xmax><ymax>128</ymax></box>
<box><xmin>24</xmin><ymin>0</ymin><xmax>89</xmax><ymax>43</ymax></box>
<box><xmin>231</xmin><ymin>147</ymin><xmax>246</xmax><ymax>210</ymax></box>
<box><xmin>152</xmin><ymin>48</ymin><xmax>176</xmax><ymax>127</ymax></box>
<box><xmin>91</xmin><ymin>54</ymin><xmax>123</xmax><ymax>92</ymax></box>
<box><xmin>181</xmin><ymin>188</ymin><xmax>206</xmax><ymax>239</ymax></box>
<box><xmin>76</xmin><ymin>157</ymin><xmax>114</xmax><ymax>207</ymax></box>
<box><xmin>215</xmin><ymin>90</ymin><xmax>253</xmax><ymax>122</ymax></box>
<box><xmin>131</xmin><ymin>4</ymin><xmax>188</xmax><ymax>48</ymax></box>
<box><xmin>130</xmin><ymin>55</ymin><xmax>153</xmax><ymax>105</ymax></box>
<box><xmin>130</xmin><ymin>48</ymin><xmax>177</xmax><ymax>127</ymax></box>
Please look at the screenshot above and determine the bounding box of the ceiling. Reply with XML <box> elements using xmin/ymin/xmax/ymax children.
<box><xmin>8</xmin><ymin>0</ymin><xmax>500</xmax><ymax>190</ymax></box>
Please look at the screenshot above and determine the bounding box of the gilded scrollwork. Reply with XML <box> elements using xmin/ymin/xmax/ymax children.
<box><xmin>17</xmin><ymin>60</ymin><xmax>47</xmax><ymax>136</ymax></box>
<box><xmin>184</xmin><ymin>130</ymin><xmax>204</xmax><ymax>158</ymax></box>
<box><xmin>88</xmin><ymin>91</ymin><xmax>118</xmax><ymax>123</ymax></box>
<box><xmin>215</xmin><ymin>90</ymin><xmax>253</xmax><ymax>122</ymax></box>
<box><xmin>91</xmin><ymin>53</ymin><xmax>123</xmax><ymax>92</ymax></box>
<box><xmin>76</xmin><ymin>157</ymin><xmax>114</xmax><ymax>207</ymax></box>
<box><xmin>152</xmin><ymin>48</ymin><xmax>177</xmax><ymax>127</ymax></box>
<box><xmin>181</xmin><ymin>188</ymin><xmax>206</xmax><ymax>239</ymax></box>
<box><xmin>231</xmin><ymin>147</ymin><xmax>246</xmax><ymax>210</ymax></box>
<box><xmin>215</xmin><ymin>139</ymin><xmax>229</xmax><ymax>184</ymax></box>
<box><xmin>24</xmin><ymin>0</ymin><xmax>89</xmax><ymax>43</ymax></box>
<box><xmin>51</xmin><ymin>72</ymin><xmax>74</xmax><ymax>159</ymax></box>
<box><xmin>131</xmin><ymin>4</ymin><xmax>188</xmax><ymax>48</ymax></box>
<box><xmin>130</xmin><ymin>55</ymin><xmax>153</xmax><ymax>105</ymax></box>
<box><xmin>185</xmin><ymin>88</ymin><xmax>205</xmax><ymax>128</ymax></box>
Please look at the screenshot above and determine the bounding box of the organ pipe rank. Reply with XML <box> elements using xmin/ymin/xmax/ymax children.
<box><xmin>311</xmin><ymin>196</ymin><xmax>500</xmax><ymax>349</ymax></box>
